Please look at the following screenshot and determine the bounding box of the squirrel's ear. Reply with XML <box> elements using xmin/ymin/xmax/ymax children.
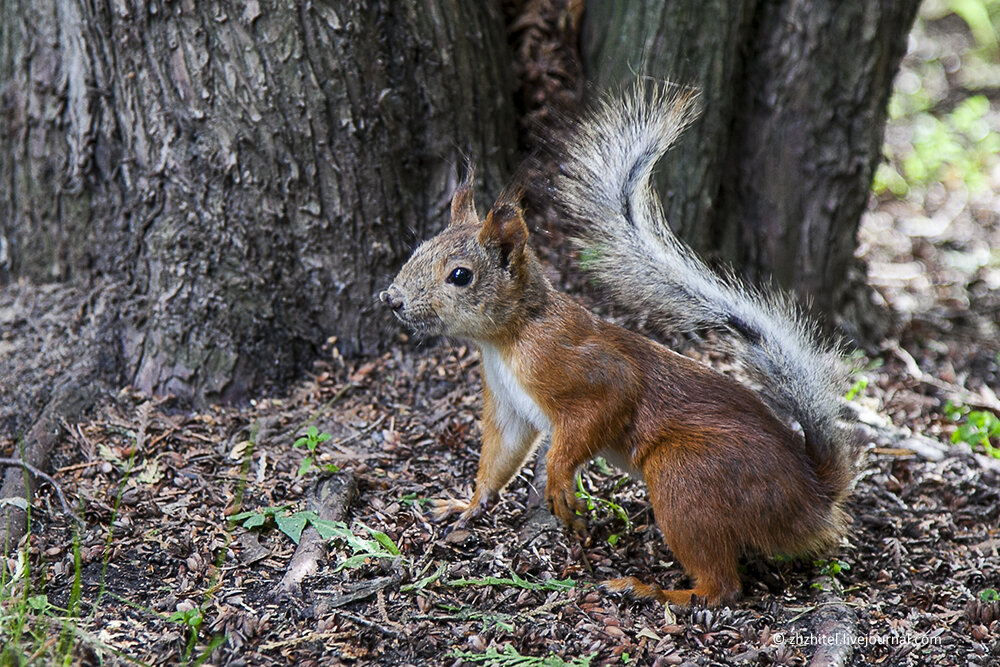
<box><xmin>478</xmin><ymin>202</ymin><xmax>527</xmax><ymax>267</ymax></box>
<box><xmin>449</xmin><ymin>177</ymin><xmax>478</xmax><ymax>227</ymax></box>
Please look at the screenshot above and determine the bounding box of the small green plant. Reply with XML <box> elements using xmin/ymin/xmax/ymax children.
<box><xmin>979</xmin><ymin>588</ymin><xmax>1000</xmax><ymax>603</ymax></box>
<box><xmin>399</xmin><ymin>492</ymin><xmax>431</xmax><ymax>507</ymax></box>
<box><xmin>448</xmin><ymin>643</ymin><xmax>595</xmax><ymax>667</ymax></box>
<box><xmin>446</xmin><ymin>570</ymin><xmax>576</xmax><ymax>592</ymax></box>
<box><xmin>168</xmin><ymin>605</ymin><xmax>225</xmax><ymax>665</ymax></box>
<box><xmin>844</xmin><ymin>377</ymin><xmax>869</xmax><ymax>401</ymax></box>
<box><xmin>812</xmin><ymin>558</ymin><xmax>851</xmax><ymax>594</ymax></box>
<box><xmin>401</xmin><ymin>562</ymin><xmax>448</xmax><ymax>592</ymax></box>
<box><xmin>0</xmin><ymin>549</ymin><xmax>40</xmax><ymax>663</ymax></box>
<box><xmin>436</xmin><ymin>603</ymin><xmax>516</xmax><ymax>633</ymax></box>
<box><xmin>945</xmin><ymin>401</ymin><xmax>1000</xmax><ymax>458</ymax></box>
<box><xmin>230</xmin><ymin>507</ymin><xmax>402</xmax><ymax>569</ymax></box>
<box><xmin>325</xmin><ymin>521</ymin><xmax>402</xmax><ymax>572</ymax></box>
<box><xmin>875</xmin><ymin>94</ymin><xmax>1000</xmax><ymax>196</ymax></box>
<box><xmin>0</xmin><ymin>485</ymin><xmax>93</xmax><ymax>664</ymax></box>
<box><xmin>230</xmin><ymin>505</ymin><xmax>314</xmax><ymax>543</ymax></box>
<box><xmin>575</xmin><ymin>470</ymin><xmax>631</xmax><ymax>546</ymax></box>
<box><xmin>293</xmin><ymin>425</ymin><xmax>339</xmax><ymax>476</ymax></box>
<box><xmin>941</xmin><ymin>0</ymin><xmax>1000</xmax><ymax>53</ymax></box>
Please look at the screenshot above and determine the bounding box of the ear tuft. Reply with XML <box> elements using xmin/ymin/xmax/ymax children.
<box><xmin>478</xmin><ymin>202</ymin><xmax>528</xmax><ymax>268</ymax></box>
<box><xmin>449</xmin><ymin>169</ymin><xmax>479</xmax><ymax>226</ymax></box>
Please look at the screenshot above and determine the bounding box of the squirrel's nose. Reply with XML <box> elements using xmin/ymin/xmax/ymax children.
<box><xmin>380</xmin><ymin>287</ymin><xmax>404</xmax><ymax>312</ymax></box>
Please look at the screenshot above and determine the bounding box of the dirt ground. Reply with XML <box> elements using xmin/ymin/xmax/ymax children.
<box><xmin>3</xmin><ymin>6</ymin><xmax>1000</xmax><ymax>667</ymax></box>
<box><xmin>3</xmin><ymin>274</ymin><xmax>999</xmax><ymax>666</ymax></box>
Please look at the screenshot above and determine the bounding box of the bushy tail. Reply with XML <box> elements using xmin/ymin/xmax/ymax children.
<box><xmin>556</xmin><ymin>82</ymin><xmax>854</xmax><ymax>498</ymax></box>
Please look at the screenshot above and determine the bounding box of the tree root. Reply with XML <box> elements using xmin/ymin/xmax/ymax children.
<box><xmin>1</xmin><ymin>361</ymin><xmax>102</xmax><ymax>555</ymax></box>
<box><xmin>0</xmin><ymin>457</ymin><xmax>80</xmax><ymax>524</ymax></box>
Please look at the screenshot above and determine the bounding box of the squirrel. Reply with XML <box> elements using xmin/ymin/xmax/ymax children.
<box><xmin>380</xmin><ymin>83</ymin><xmax>857</xmax><ymax>607</ymax></box>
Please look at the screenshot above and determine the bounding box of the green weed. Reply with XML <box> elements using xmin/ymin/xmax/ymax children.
<box><xmin>979</xmin><ymin>587</ymin><xmax>1000</xmax><ymax>602</ymax></box>
<box><xmin>401</xmin><ymin>562</ymin><xmax>448</xmax><ymax>592</ymax></box>
<box><xmin>448</xmin><ymin>643</ymin><xmax>595</xmax><ymax>667</ymax></box>
<box><xmin>436</xmin><ymin>603</ymin><xmax>517</xmax><ymax>633</ymax></box>
<box><xmin>938</xmin><ymin>0</ymin><xmax>1000</xmax><ymax>53</ymax></box>
<box><xmin>575</xmin><ymin>462</ymin><xmax>632</xmax><ymax>546</ymax></box>
<box><xmin>168</xmin><ymin>605</ymin><xmax>227</xmax><ymax>666</ymax></box>
<box><xmin>875</xmin><ymin>0</ymin><xmax>1000</xmax><ymax>200</ymax></box>
<box><xmin>0</xmin><ymin>454</ymin><xmax>111</xmax><ymax>664</ymax></box>
<box><xmin>399</xmin><ymin>492</ymin><xmax>431</xmax><ymax>507</ymax></box>
<box><xmin>325</xmin><ymin>521</ymin><xmax>402</xmax><ymax>572</ymax></box>
<box><xmin>446</xmin><ymin>570</ymin><xmax>576</xmax><ymax>592</ymax></box>
<box><xmin>293</xmin><ymin>425</ymin><xmax>339</xmax><ymax>476</ymax></box>
<box><xmin>945</xmin><ymin>401</ymin><xmax>1000</xmax><ymax>458</ymax></box>
<box><xmin>844</xmin><ymin>377</ymin><xmax>869</xmax><ymax>401</ymax></box>
<box><xmin>876</xmin><ymin>95</ymin><xmax>1000</xmax><ymax>195</ymax></box>
<box><xmin>229</xmin><ymin>507</ymin><xmax>402</xmax><ymax>570</ymax></box>
<box><xmin>811</xmin><ymin>558</ymin><xmax>851</xmax><ymax>594</ymax></box>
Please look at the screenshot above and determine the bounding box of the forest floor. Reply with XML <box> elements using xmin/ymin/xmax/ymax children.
<box><xmin>3</xmin><ymin>6</ymin><xmax>1000</xmax><ymax>667</ymax></box>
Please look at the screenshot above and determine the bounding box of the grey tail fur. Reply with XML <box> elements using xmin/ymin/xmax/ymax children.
<box><xmin>556</xmin><ymin>82</ymin><xmax>854</xmax><ymax>500</ymax></box>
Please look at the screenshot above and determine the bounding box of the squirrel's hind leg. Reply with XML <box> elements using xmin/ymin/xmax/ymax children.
<box><xmin>602</xmin><ymin>545</ymin><xmax>741</xmax><ymax>608</ymax></box>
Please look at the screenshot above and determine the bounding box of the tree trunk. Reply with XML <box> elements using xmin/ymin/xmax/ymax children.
<box><xmin>581</xmin><ymin>0</ymin><xmax>918</xmax><ymax>338</ymax></box>
<box><xmin>0</xmin><ymin>0</ymin><xmax>516</xmax><ymax>402</ymax></box>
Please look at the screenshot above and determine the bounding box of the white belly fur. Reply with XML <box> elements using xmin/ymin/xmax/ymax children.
<box><xmin>479</xmin><ymin>343</ymin><xmax>551</xmax><ymax>449</ymax></box>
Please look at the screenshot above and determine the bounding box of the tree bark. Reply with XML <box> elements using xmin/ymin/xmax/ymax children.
<box><xmin>581</xmin><ymin>0</ymin><xmax>918</xmax><ymax>338</ymax></box>
<box><xmin>0</xmin><ymin>0</ymin><xmax>516</xmax><ymax>402</ymax></box>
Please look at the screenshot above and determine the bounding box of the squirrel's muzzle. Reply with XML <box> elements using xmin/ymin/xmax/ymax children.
<box><xmin>380</xmin><ymin>287</ymin><xmax>404</xmax><ymax>312</ymax></box>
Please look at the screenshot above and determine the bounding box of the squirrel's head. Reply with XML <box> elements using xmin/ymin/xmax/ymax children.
<box><xmin>380</xmin><ymin>176</ymin><xmax>534</xmax><ymax>341</ymax></box>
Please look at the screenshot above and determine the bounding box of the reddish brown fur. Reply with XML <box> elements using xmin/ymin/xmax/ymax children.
<box><xmin>498</xmin><ymin>291</ymin><xmax>841</xmax><ymax>605</ymax></box>
<box><xmin>383</xmin><ymin>185</ymin><xmax>847</xmax><ymax>607</ymax></box>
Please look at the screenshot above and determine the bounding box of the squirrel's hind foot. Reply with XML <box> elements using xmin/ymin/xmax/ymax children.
<box><xmin>602</xmin><ymin>576</ymin><xmax>740</xmax><ymax>608</ymax></box>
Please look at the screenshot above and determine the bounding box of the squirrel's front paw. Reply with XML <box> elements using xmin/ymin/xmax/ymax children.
<box><xmin>429</xmin><ymin>498</ymin><xmax>470</xmax><ymax>522</ymax></box>
<box><xmin>546</xmin><ymin>483</ymin><xmax>588</xmax><ymax>536</ymax></box>
<box><xmin>430</xmin><ymin>489</ymin><xmax>498</xmax><ymax>528</ymax></box>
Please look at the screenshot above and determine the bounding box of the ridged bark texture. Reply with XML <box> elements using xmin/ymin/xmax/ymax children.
<box><xmin>582</xmin><ymin>0</ymin><xmax>918</xmax><ymax>336</ymax></box>
<box><xmin>0</xmin><ymin>0</ymin><xmax>516</xmax><ymax>401</ymax></box>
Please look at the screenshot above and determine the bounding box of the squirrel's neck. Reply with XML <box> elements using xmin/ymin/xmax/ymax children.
<box><xmin>479</xmin><ymin>249</ymin><xmax>557</xmax><ymax>349</ymax></box>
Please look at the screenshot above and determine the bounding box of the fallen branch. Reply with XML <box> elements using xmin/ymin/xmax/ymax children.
<box><xmin>334</xmin><ymin>608</ymin><xmax>403</xmax><ymax>638</ymax></box>
<box><xmin>847</xmin><ymin>402</ymin><xmax>1000</xmax><ymax>472</ymax></box>
<box><xmin>806</xmin><ymin>593</ymin><xmax>858</xmax><ymax>667</ymax></box>
<box><xmin>272</xmin><ymin>472</ymin><xmax>357</xmax><ymax>599</ymax></box>
<box><xmin>317</xmin><ymin>575</ymin><xmax>398</xmax><ymax>608</ymax></box>
<box><xmin>887</xmin><ymin>341</ymin><xmax>1000</xmax><ymax>413</ymax></box>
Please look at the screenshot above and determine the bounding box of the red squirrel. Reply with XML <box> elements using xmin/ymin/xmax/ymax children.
<box><xmin>380</xmin><ymin>84</ymin><xmax>856</xmax><ymax>606</ymax></box>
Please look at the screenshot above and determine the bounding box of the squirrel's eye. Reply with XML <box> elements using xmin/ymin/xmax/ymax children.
<box><xmin>447</xmin><ymin>267</ymin><xmax>473</xmax><ymax>287</ymax></box>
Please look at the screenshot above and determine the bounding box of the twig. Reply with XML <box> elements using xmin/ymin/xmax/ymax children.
<box><xmin>0</xmin><ymin>457</ymin><xmax>81</xmax><ymax>524</ymax></box>
<box><xmin>273</xmin><ymin>472</ymin><xmax>357</xmax><ymax>598</ymax></box>
<box><xmin>327</xmin><ymin>415</ymin><xmax>387</xmax><ymax>457</ymax></box>
<box><xmin>334</xmin><ymin>609</ymin><xmax>402</xmax><ymax>637</ymax></box>
<box><xmin>888</xmin><ymin>342</ymin><xmax>1000</xmax><ymax>413</ymax></box>
<box><xmin>287</xmin><ymin>383</ymin><xmax>357</xmax><ymax>438</ymax></box>
<box><xmin>376</xmin><ymin>588</ymin><xmax>407</xmax><ymax>635</ymax></box>
<box><xmin>847</xmin><ymin>401</ymin><xmax>1000</xmax><ymax>472</ymax></box>
<box><xmin>523</xmin><ymin>596</ymin><xmax>574</xmax><ymax>618</ymax></box>
<box><xmin>260</xmin><ymin>631</ymin><xmax>353</xmax><ymax>651</ymax></box>
<box><xmin>55</xmin><ymin>461</ymin><xmax>101</xmax><ymax>473</ymax></box>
